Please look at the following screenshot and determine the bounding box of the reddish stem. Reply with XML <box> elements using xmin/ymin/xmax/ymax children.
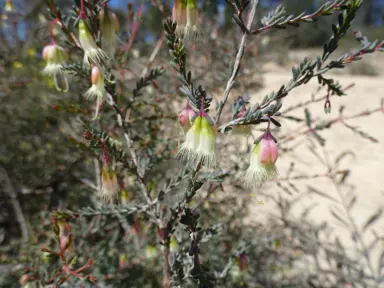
<box><xmin>79</xmin><ymin>0</ymin><xmax>87</xmax><ymax>19</ymax></box>
<box><xmin>100</xmin><ymin>139</ymin><xmax>109</xmax><ymax>167</ymax></box>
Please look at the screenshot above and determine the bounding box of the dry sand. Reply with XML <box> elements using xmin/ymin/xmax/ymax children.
<box><xmin>244</xmin><ymin>49</ymin><xmax>384</xmax><ymax>276</ymax></box>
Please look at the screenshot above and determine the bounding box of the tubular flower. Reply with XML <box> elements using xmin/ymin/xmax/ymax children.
<box><xmin>184</xmin><ymin>0</ymin><xmax>200</xmax><ymax>40</ymax></box>
<box><xmin>84</xmin><ymin>65</ymin><xmax>106</xmax><ymax>120</ymax></box>
<box><xmin>172</xmin><ymin>0</ymin><xmax>187</xmax><ymax>37</ymax></box>
<box><xmin>42</xmin><ymin>44</ymin><xmax>69</xmax><ymax>92</ymax></box>
<box><xmin>178</xmin><ymin>101</ymin><xmax>196</xmax><ymax>133</ymax></box>
<box><xmin>245</xmin><ymin>131</ymin><xmax>278</xmax><ymax>187</ymax></box>
<box><xmin>78</xmin><ymin>19</ymin><xmax>108</xmax><ymax>68</ymax></box>
<box><xmin>195</xmin><ymin>116</ymin><xmax>216</xmax><ymax>168</ymax></box>
<box><xmin>99</xmin><ymin>8</ymin><xmax>120</xmax><ymax>57</ymax></box>
<box><xmin>178</xmin><ymin>115</ymin><xmax>216</xmax><ymax>168</ymax></box>
<box><xmin>101</xmin><ymin>165</ymin><xmax>120</xmax><ymax>202</ymax></box>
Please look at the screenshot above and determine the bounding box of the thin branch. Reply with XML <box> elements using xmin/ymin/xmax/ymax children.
<box><xmin>215</xmin><ymin>0</ymin><xmax>259</xmax><ymax>125</ymax></box>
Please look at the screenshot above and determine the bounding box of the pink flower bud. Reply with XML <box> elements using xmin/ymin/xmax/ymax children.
<box><xmin>91</xmin><ymin>65</ymin><xmax>102</xmax><ymax>85</ymax></box>
<box><xmin>178</xmin><ymin>102</ymin><xmax>196</xmax><ymax>132</ymax></box>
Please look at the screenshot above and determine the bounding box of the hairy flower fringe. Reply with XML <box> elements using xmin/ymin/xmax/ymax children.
<box><xmin>42</xmin><ymin>63</ymin><xmax>63</xmax><ymax>76</ymax></box>
<box><xmin>79</xmin><ymin>20</ymin><xmax>108</xmax><ymax>67</ymax></box>
<box><xmin>245</xmin><ymin>163</ymin><xmax>278</xmax><ymax>188</ymax></box>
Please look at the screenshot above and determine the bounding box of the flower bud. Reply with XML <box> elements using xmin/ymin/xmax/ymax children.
<box><xmin>178</xmin><ymin>102</ymin><xmax>196</xmax><ymax>133</ymax></box>
<box><xmin>324</xmin><ymin>99</ymin><xmax>331</xmax><ymax>114</ymax></box>
<box><xmin>101</xmin><ymin>165</ymin><xmax>120</xmax><ymax>202</ymax></box>
<box><xmin>78</xmin><ymin>19</ymin><xmax>108</xmax><ymax>68</ymax></box>
<box><xmin>99</xmin><ymin>8</ymin><xmax>120</xmax><ymax>57</ymax></box>
<box><xmin>246</xmin><ymin>131</ymin><xmax>278</xmax><ymax>187</ymax></box>
<box><xmin>84</xmin><ymin>65</ymin><xmax>106</xmax><ymax>120</ymax></box>
<box><xmin>172</xmin><ymin>0</ymin><xmax>187</xmax><ymax>37</ymax></box>
<box><xmin>41</xmin><ymin>44</ymin><xmax>69</xmax><ymax>92</ymax></box>
<box><xmin>184</xmin><ymin>0</ymin><xmax>200</xmax><ymax>40</ymax></box>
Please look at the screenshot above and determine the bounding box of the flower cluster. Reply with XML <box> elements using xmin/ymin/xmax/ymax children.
<box><xmin>178</xmin><ymin>107</ymin><xmax>216</xmax><ymax>168</ymax></box>
<box><xmin>177</xmin><ymin>98</ymin><xmax>279</xmax><ymax>187</ymax></box>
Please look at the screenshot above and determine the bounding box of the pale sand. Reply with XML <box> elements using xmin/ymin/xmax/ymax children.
<box><xmin>244</xmin><ymin>51</ymin><xmax>384</xmax><ymax>276</ymax></box>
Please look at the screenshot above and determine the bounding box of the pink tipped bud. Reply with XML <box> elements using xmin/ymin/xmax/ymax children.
<box><xmin>178</xmin><ymin>102</ymin><xmax>196</xmax><ymax>131</ymax></box>
<box><xmin>91</xmin><ymin>65</ymin><xmax>102</xmax><ymax>84</ymax></box>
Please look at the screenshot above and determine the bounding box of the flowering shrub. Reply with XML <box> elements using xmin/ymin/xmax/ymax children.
<box><xmin>1</xmin><ymin>0</ymin><xmax>384</xmax><ymax>287</ymax></box>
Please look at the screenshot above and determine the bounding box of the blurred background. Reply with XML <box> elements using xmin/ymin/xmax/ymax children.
<box><xmin>0</xmin><ymin>0</ymin><xmax>383</xmax><ymax>287</ymax></box>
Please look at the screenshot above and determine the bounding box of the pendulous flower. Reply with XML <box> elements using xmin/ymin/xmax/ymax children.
<box><xmin>172</xmin><ymin>0</ymin><xmax>187</xmax><ymax>37</ymax></box>
<box><xmin>184</xmin><ymin>0</ymin><xmax>200</xmax><ymax>40</ymax></box>
<box><xmin>78</xmin><ymin>19</ymin><xmax>108</xmax><ymax>68</ymax></box>
<box><xmin>84</xmin><ymin>65</ymin><xmax>106</xmax><ymax>120</ymax></box>
<box><xmin>245</xmin><ymin>128</ymin><xmax>278</xmax><ymax>187</ymax></box>
<box><xmin>99</xmin><ymin>7</ymin><xmax>120</xmax><ymax>57</ymax></box>
<box><xmin>101</xmin><ymin>165</ymin><xmax>120</xmax><ymax>202</ymax></box>
<box><xmin>178</xmin><ymin>101</ymin><xmax>197</xmax><ymax>133</ymax></box>
<box><xmin>178</xmin><ymin>114</ymin><xmax>216</xmax><ymax>168</ymax></box>
<box><xmin>42</xmin><ymin>43</ymin><xmax>69</xmax><ymax>92</ymax></box>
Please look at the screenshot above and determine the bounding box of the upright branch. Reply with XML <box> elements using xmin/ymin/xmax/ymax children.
<box><xmin>215</xmin><ymin>0</ymin><xmax>259</xmax><ymax>125</ymax></box>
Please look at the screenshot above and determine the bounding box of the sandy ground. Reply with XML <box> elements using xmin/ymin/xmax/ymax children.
<box><xmin>244</xmin><ymin>49</ymin><xmax>384</xmax><ymax>276</ymax></box>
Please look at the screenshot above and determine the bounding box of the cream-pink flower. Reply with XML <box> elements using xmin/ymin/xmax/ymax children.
<box><xmin>246</xmin><ymin>130</ymin><xmax>278</xmax><ymax>187</ymax></box>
